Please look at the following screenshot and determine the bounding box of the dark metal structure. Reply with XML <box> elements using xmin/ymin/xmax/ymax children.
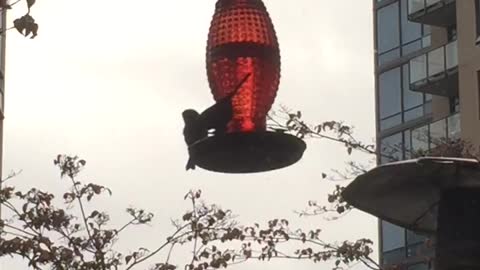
<box><xmin>342</xmin><ymin>157</ymin><xmax>480</xmax><ymax>270</ymax></box>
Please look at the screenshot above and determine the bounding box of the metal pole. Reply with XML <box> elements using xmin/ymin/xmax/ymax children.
<box><xmin>437</xmin><ymin>188</ymin><xmax>480</xmax><ymax>270</ymax></box>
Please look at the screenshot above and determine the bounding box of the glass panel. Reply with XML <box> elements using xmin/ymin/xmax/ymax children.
<box><xmin>428</xmin><ymin>46</ymin><xmax>445</xmax><ymax>77</ymax></box>
<box><xmin>423</xmin><ymin>24</ymin><xmax>431</xmax><ymax>35</ymax></box>
<box><xmin>424</xmin><ymin>100</ymin><xmax>432</xmax><ymax>114</ymax></box>
<box><xmin>450</xmin><ymin>96</ymin><xmax>460</xmax><ymax>113</ymax></box>
<box><xmin>410</xmin><ymin>55</ymin><xmax>427</xmax><ymax>83</ymax></box>
<box><xmin>0</xmin><ymin>90</ymin><xmax>3</xmax><ymax>114</ymax></box>
<box><xmin>426</xmin><ymin>0</ymin><xmax>441</xmax><ymax>7</ymax></box>
<box><xmin>382</xmin><ymin>221</ymin><xmax>406</xmax><ymax>251</ymax></box>
<box><xmin>407</xmin><ymin>230</ymin><xmax>426</xmax><ymax>246</ymax></box>
<box><xmin>383</xmin><ymin>248</ymin><xmax>406</xmax><ymax>265</ymax></box>
<box><xmin>476</xmin><ymin>0</ymin><xmax>480</xmax><ymax>38</ymax></box>
<box><xmin>408</xmin><ymin>242</ymin><xmax>426</xmax><ymax>257</ymax></box>
<box><xmin>401</xmin><ymin>0</ymin><xmax>422</xmax><ymax>44</ymax></box>
<box><xmin>377</xmin><ymin>3</ymin><xmax>400</xmax><ymax>54</ymax></box>
<box><xmin>404</xmin><ymin>106</ymin><xmax>424</xmax><ymax>122</ymax></box>
<box><xmin>379</xmin><ymin>49</ymin><xmax>401</xmax><ymax>66</ymax></box>
<box><xmin>447</xmin><ymin>113</ymin><xmax>461</xmax><ymax>139</ymax></box>
<box><xmin>412</xmin><ymin>125</ymin><xmax>429</xmax><ymax>153</ymax></box>
<box><xmin>447</xmin><ymin>26</ymin><xmax>457</xmax><ymax>41</ymax></box>
<box><xmin>380</xmin><ymin>133</ymin><xmax>403</xmax><ymax>164</ymax></box>
<box><xmin>402</xmin><ymin>40</ymin><xmax>422</xmax><ymax>55</ymax></box>
<box><xmin>429</xmin><ymin>119</ymin><xmax>447</xmax><ymax>148</ymax></box>
<box><xmin>409</xmin><ymin>0</ymin><xmax>425</xmax><ymax>14</ymax></box>
<box><xmin>403</xmin><ymin>64</ymin><xmax>423</xmax><ymax>110</ymax></box>
<box><xmin>422</xmin><ymin>34</ymin><xmax>431</xmax><ymax>48</ymax></box>
<box><xmin>404</xmin><ymin>129</ymin><xmax>412</xmax><ymax>159</ymax></box>
<box><xmin>445</xmin><ymin>40</ymin><xmax>458</xmax><ymax>70</ymax></box>
<box><xmin>380</xmin><ymin>114</ymin><xmax>402</xmax><ymax>131</ymax></box>
<box><xmin>379</xmin><ymin>67</ymin><xmax>402</xmax><ymax>119</ymax></box>
<box><xmin>408</xmin><ymin>263</ymin><xmax>429</xmax><ymax>270</ymax></box>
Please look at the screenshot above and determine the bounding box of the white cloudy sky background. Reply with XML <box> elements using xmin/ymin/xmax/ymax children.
<box><xmin>2</xmin><ymin>1</ymin><xmax>376</xmax><ymax>269</ymax></box>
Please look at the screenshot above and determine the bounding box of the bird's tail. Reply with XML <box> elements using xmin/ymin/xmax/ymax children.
<box><xmin>186</xmin><ymin>158</ymin><xmax>196</xmax><ymax>171</ymax></box>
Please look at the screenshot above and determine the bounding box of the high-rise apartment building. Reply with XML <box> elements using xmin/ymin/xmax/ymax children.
<box><xmin>0</xmin><ymin>8</ymin><xmax>6</xmax><ymax>182</ymax></box>
<box><xmin>374</xmin><ymin>0</ymin><xmax>480</xmax><ymax>269</ymax></box>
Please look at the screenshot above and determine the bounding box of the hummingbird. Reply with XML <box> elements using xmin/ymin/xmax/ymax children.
<box><xmin>182</xmin><ymin>73</ymin><xmax>252</xmax><ymax>171</ymax></box>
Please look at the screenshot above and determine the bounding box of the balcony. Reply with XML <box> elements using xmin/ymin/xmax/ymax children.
<box><xmin>408</xmin><ymin>0</ymin><xmax>456</xmax><ymax>27</ymax></box>
<box><xmin>409</xmin><ymin>40</ymin><xmax>458</xmax><ymax>97</ymax></box>
<box><xmin>410</xmin><ymin>113</ymin><xmax>461</xmax><ymax>154</ymax></box>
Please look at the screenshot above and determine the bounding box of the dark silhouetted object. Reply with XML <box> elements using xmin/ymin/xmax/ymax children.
<box><xmin>182</xmin><ymin>109</ymin><xmax>204</xmax><ymax>170</ymax></box>
<box><xmin>342</xmin><ymin>158</ymin><xmax>480</xmax><ymax>270</ymax></box>
<box><xmin>182</xmin><ymin>74</ymin><xmax>251</xmax><ymax>170</ymax></box>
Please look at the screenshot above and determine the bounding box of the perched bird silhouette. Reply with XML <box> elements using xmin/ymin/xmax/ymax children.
<box><xmin>182</xmin><ymin>109</ymin><xmax>206</xmax><ymax>170</ymax></box>
<box><xmin>182</xmin><ymin>73</ymin><xmax>252</xmax><ymax>171</ymax></box>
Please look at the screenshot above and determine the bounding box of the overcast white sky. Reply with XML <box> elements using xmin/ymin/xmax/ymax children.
<box><xmin>1</xmin><ymin>0</ymin><xmax>376</xmax><ymax>269</ymax></box>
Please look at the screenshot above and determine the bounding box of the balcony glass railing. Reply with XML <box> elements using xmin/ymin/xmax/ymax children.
<box><xmin>408</xmin><ymin>0</ymin><xmax>443</xmax><ymax>15</ymax></box>
<box><xmin>409</xmin><ymin>40</ymin><xmax>457</xmax><ymax>86</ymax></box>
<box><xmin>447</xmin><ymin>112</ymin><xmax>460</xmax><ymax>139</ymax></box>
<box><xmin>410</xmin><ymin>112</ymin><xmax>461</xmax><ymax>153</ymax></box>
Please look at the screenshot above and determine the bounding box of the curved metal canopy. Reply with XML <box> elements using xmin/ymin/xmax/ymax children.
<box><xmin>342</xmin><ymin>157</ymin><xmax>480</xmax><ymax>235</ymax></box>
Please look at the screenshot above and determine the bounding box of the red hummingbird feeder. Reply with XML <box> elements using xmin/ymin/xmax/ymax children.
<box><xmin>189</xmin><ymin>0</ymin><xmax>306</xmax><ymax>173</ymax></box>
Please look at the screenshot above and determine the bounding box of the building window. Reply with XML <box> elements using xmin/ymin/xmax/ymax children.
<box><xmin>449</xmin><ymin>96</ymin><xmax>459</xmax><ymax>113</ymax></box>
<box><xmin>411</xmin><ymin>125</ymin><xmax>429</xmax><ymax>152</ymax></box>
<box><xmin>408</xmin><ymin>263</ymin><xmax>429</xmax><ymax>270</ymax></box>
<box><xmin>476</xmin><ymin>0</ymin><xmax>480</xmax><ymax>44</ymax></box>
<box><xmin>406</xmin><ymin>230</ymin><xmax>428</xmax><ymax>257</ymax></box>
<box><xmin>447</xmin><ymin>25</ymin><xmax>457</xmax><ymax>42</ymax></box>
<box><xmin>408</xmin><ymin>113</ymin><xmax>461</xmax><ymax>153</ymax></box>
<box><xmin>430</xmin><ymin>119</ymin><xmax>447</xmax><ymax>147</ymax></box>
<box><xmin>379</xmin><ymin>65</ymin><xmax>431</xmax><ymax>131</ymax></box>
<box><xmin>0</xmin><ymin>90</ymin><xmax>3</xmax><ymax>116</ymax></box>
<box><xmin>382</xmin><ymin>221</ymin><xmax>406</xmax><ymax>265</ymax></box>
<box><xmin>403</xmin><ymin>64</ymin><xmax>425</xmax><ymax>120</ymax></box>
<box><xmin>380</xmin><ymin>132</ymin><xmax>404</xmax><ymax>164</ymax></box>
<box><xmin>377</xmin><ymin>3</ymin><xmax>401</xmax><ymax>55</ymax></box>
<box><xmin>447</xmin><ymin>113</ymin><xmax>461</xmax><ymax>139</ymax></box>
<box><xmin>377</xmin><ymin>0</ymin><xmax>431</xmax><ymax>66</ymax></box>
<box><xmin>379</xmin><ymin>67</ymin><xmax>402</xmax><ymax>129</ymax></box>
<box><xmin>382</xmin><ymin>221</ymin><xmax>406</xmax><ymax>251</ymax></box>
<box><xmin>478</xmin><ymin>70</ymin><xmax>480</xmax><ymax>119</ymax></box>
<box><xmin>401</xmin><ymin>0</ymin><xmax>421</xmax><ymax>45</ymax></box>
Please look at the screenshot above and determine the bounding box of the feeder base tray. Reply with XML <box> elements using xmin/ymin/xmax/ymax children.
<box><xmin>189</xmin><ymin>131</ymin><xmax>306</xmax><ymax>173</ymax></box>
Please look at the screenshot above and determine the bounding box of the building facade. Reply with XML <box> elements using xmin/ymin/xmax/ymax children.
<box><xmin>0</xmin><ymin>8</ymin><xmax>5</xmax><ymax>182</ymax></box>
<box><xmin>374</xmin><ymin>0</ymin><xmax>480</xmax><ymax>269</ymax></box>
<box><xmin>0</xmin><ymin>7</ymin><xmax>6</xmax><ymax>222</ymax></box>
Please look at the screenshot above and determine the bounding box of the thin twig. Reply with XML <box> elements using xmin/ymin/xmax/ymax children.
<box><xmin>56</xmin><ymin>228</ymin><xmax>96</xmax><ymax>254</ymax></box>
<box><xmin>126</xmin><ymin>224</ymin><xmax>191</xmax><ymax>270</ymax></box>
<box><xmin>1</xmin><ymin>170</ymin><xmax>22</xmax><ymax>185</ymax></box>
<box><xmin>2</xmin><ymin>223</ymin><xmax>38</xmax><ymax>237</ymax></box>
<box><xmin>115</xmin><ymin>218</ymin><xmax>137</xmax><ymax>236</ymax></box>
<box><xmin>359</xmin><ymin>256</ymin><xmax>382</xmax><ymax>270</ymax></box>
<box><xmin>9</xmin><ymin>0</ymin><xmax>22</xmax><ymax>7</ymax></box>
<box><xmin>268</xmin><ymin>109</ymin><xmax>399</xmax><ymax>160</ymax></box>
<box><xmin>69</xmin><ymin>176</ymin><xmax>92</xmax><ymax>239</ymax></box>
<box><xmin>190</xmin><ymin>195</ymin><xmax>198</xmax><ymax>265</ymax></box>
<box><xmin>165</xmin><ymin>243</ymin><xmax>176</xmax><ymax>264</ymax></box>
<box><xmin>2</xmin><ymin>229</ymin><xmax>31</xmax><ymax>239</ymax></box>
<box><xmin>1</xmin><ymin>201</ymin><xmax>42</xmax><ymax>236</ymax></box>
